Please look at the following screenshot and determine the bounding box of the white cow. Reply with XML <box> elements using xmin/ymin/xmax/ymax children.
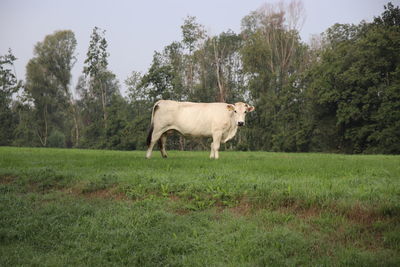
<box><xmin>146</xmin><ymin>100</ymin><xmax>255</xmax><ymax>159</ymax></box>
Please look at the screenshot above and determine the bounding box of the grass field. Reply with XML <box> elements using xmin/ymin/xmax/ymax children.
<box><xmin>1</xmin><ymin>147</ymin><xmax>399</xmax><ymax>266</ymax></box>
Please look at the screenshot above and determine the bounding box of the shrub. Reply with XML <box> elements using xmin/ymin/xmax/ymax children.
<box><xmin>48</xmin><ymin>130</ymin><xmax>65</xmax><ymax>148</ymax></box>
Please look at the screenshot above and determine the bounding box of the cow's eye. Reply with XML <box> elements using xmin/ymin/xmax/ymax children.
<box><xmin>245</xmin><ymin>111</ymin><xmax>247</xmax><ymax>113</ymax></box>
<box><xmin>234</xmin><ymin>110</ymin><xmax>237</xmax><ymax>113</ymax></box>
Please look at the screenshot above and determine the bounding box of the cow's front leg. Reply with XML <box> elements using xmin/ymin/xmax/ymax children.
<box><xmin>211</xmin><ymin>131</ymin><xmax>222</xmax><ymax>159</ymax></box>
<box><xmin>210</xmin><ymin>142</ymin><xmax>215</xmax><ymax>159</ymax></box>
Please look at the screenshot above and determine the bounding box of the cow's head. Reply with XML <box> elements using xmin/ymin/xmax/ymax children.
<box><xmin>227</xmin><ymin>102</ymin><xmax>255</xmax><ymax>127</ymax></box>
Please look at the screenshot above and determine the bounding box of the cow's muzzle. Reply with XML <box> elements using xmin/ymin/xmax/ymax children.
<box><xmin>237</xmin><ymin>122</ymin><xmax>244</xmax><ymax>127</ymax></box>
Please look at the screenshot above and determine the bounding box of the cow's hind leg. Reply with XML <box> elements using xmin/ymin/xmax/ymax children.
<box><xmin>159</xmin><ymin>133</ymin><xmax>168</xmax><ymax>158</ymax></box>
<box><xmin>146</xmin><ymin>129</ymin><xmax>164</xmax><ymax>159</ymax></box>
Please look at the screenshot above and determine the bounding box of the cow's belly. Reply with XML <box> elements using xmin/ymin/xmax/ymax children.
<box><xmin>173</xmin><ymin>120</ymin><xmax>213</xmax><ymax>137</ymax></box>
<box><xmin>173</xmin><ymin>119</ymin><xmax>234</xmax><ymax>140</ymax></box>
<box><xmin>169</xmin><ymin>108</ymin><xmax>214</xmax><ymax>137</ymax></box>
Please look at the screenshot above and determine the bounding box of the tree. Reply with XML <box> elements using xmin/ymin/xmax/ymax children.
<box><xmin>125</xmin><ymin>71</ymin><xmax>151</xmax><ymax>150</ymax></box>
<box><xmin>24</xmin><ymin>30</ymin><xmax>77</xmax><ymax>147</ymax></box>
<box><xmin>240</xmin><ymin>0</ymin><xmax>309</xmax><ymax>151</ymax></box>
<box><xmin>79</xmin><ymin>26</ymin><xmax>124</xmax><ymax>149</ymax></box>
<box><xmin>77</xmin><ymin>71</ymin><xmax>121</xmax><ymax>149</ymax></box>
<box><xmin>83</xmin><ymin>27</ymin><xmax>110</xmax><ymax>129</ymax></box>
<box><xmin>139</xmin><ymin>42</ymin><xmax>186</xmax><ymax>102</ymax></box>
<box><xmin>181</xmin><ymin>16</ymin><xmax>206</xmax><ymax>96</ymax></box>
<box><xmin>140</xmin><ymin>51</ymin><xmax>175</xmax><ymax>101</ymax></box>
<box><xmin>308</xmin><ymin>2</ymin><xmax>400</xmax><ymax>153</ymax></box>
<box><xmin>0</xmin><ymin>49</ymin><xmax>21</xmax><ymax>145</ymax></box>
<box><xmin>374</xmin><ymin>2</ymin><xmax>400</xmax><ymax>26</ymax></box>
<box><xmin>209</xmin><ymin>31</ymin><xmax>243</xmax><ymax>102</ymax></box>
<box><xmin>12</xmin><ymin>100</ymin><xmax>38</xmax><ymax>147</ymax></box>
<box><xmin>126</xmin><ymin>71</ymin><xmax>145</xmax><ymax>102</ymax></box>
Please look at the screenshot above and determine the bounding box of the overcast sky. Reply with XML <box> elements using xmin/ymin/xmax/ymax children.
<box><xmin>0</xmin><ymin>0</ymin><xmax>393</xmax><ymax>95</ymax></box>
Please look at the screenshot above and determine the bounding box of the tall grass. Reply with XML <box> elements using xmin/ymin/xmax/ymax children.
<box><xmin>1</xmin><ymin>147</ymin><xmax>399</xmax><ymax>266</ymax></box>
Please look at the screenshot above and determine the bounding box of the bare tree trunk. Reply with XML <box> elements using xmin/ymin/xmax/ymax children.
<box><xmin>37</xmin><ymin>105</ymin><xmax>48</xmax><ymax>147</ymax></box>
<box><xmin>44</xmin><ymin>105</ymin><xmax>48</xmax><ymax>146</ymax></box>
<box><xmin>63</xmin><ymin>84</ymin><xmax>80</xmax><ymax>147</ymax></box>
<box><xmin>213</xmin><ymin>39</ymin><xmax>226</xmax><ymax>102</ymax></box>
<box><xmin>71</xmin><ymin>103</ymin><xmax>79</xmax><ymax>147</ymax></box>
<box><xmin>185</xmin><ymin>53</ymin><xmax>194</xmax><ymax>97</ymax></box>
<box><xmin>179</xmin><ymin>136</ymin><xmax>185</xmax><ymax>151</ymax></box>
<box><xmin>100</xmin><ymin>82</ymin><xmax>107</xmax><ymax>129</ymax></box>
<box><xmin>189</xmin><ymin>60</ymin><xmax>193</xmax><ymax>95</ymax></box>
<box><xmin>74</xmin><ymin>115</ymin><xmax>79</xmax><ymax>146</ymax></box>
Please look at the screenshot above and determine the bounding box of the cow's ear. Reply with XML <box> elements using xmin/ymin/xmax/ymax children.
<box><xmin>227</xmin><ymin>104</ymin><xmax>235</xmax><ymax>111</ymax></box>
<box><xmin>247</xmin><ymin>106</ymin><xmax>255</xmax><ymax>112</ymax></box>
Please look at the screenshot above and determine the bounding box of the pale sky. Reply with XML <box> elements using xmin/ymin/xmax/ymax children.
<box><xmin>0</xmin><ymin>0</ymin><xmax>393</xmax><ymax>95</ymax></box>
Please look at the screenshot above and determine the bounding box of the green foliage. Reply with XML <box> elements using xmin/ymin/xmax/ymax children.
<box><xmin>374</xmin><ymin>2</ymin><xmax>400</xmax><ymax>26</ymax></box>
<box><xmin>181</xmin><ymin>15</ymin><xmax>205</xmax><ymax>53</ymax></box>
<box><xmin>240</xmin><ymin>4</ymin><xmax>311</xmax><ymax>152</ymax></box>
<box><xmin>83</xmin><ymin>26</ymin><xmax>108</xmax><ymax>77</ymax></box>
<box><xmin>0</xmin><ymin>50</ymin><xmax>20</xmax><ymax>145</ymax></box>
<box><xmin>48</xmin><ymin>130</ymin><xmax>66</xmax><ymax>148</ymax></box>
<box><xmin>78</xmin><ymin>27</ymin><xmax>124</xmax><ymax>149</ymax></box>
<box><xmin>308</xmin><ymin>3</ymin><xmax>400</xmax><ymax>153</ymax></box>
<box><xmin>23</xmin><ymin>30</ymin><xmax>77</xmax><ymax>147</ymax></box>
<box><xmin>140</xmin><ymin>52</ymin><xmax>177</xmax><ymax>101</ymax></box>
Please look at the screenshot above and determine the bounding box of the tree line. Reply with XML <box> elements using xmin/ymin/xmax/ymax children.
<box><xmin>1</xmin><ymin>2</ymin><xmax>399</xmax><ymax>154</ymax></box>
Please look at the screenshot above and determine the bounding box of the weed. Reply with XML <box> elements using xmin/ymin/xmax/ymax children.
<box><xmin>81</xmin><ymin>173</ymin><xmax>117</xmax><ymax>194</ymax></box>
<box><xmin>122</xmin><ymin>183</ymin><xmax>147</xmax><ymax>200</ymax></box>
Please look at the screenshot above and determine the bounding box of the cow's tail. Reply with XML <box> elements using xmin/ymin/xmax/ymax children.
<box><xmin>146</xmin><ymin>125</ymin><xmax>154</xmax><ymax>147</ymax></box>
<box><xmin>146</xmin><ymin>101</ymin><xmax>161</xmax><ymax>147</ymax></box>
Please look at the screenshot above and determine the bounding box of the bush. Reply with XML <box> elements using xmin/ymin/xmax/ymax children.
<box><xmin>48</xmin><ymin>130</ymin><xmax>65</xmax><ymax>148</ymax></box>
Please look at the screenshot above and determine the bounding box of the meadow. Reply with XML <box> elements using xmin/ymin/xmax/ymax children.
<box><xmin>1</xmin><ymin>147</ymin><xmax>399</xmax><ymax>266</ymax></box>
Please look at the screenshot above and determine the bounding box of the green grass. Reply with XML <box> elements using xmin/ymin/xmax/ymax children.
<box><xmin>1</xmin><ymin>147</ymin><xmax>399</xmax><ymax>266</ymax></box>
